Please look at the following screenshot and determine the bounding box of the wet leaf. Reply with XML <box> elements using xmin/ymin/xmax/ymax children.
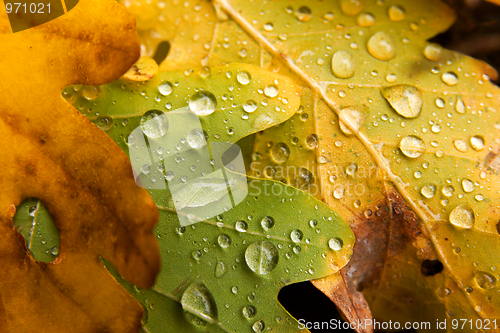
<box><xmin>1</xmin><ymin>0</ymin><xmax>160</xmax><ymax>331</ymax></box>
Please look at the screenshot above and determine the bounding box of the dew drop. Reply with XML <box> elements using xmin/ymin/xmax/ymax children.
<box><xmin>333</xmin><ymin>186</ymin><xmax>344</xmax><ymax>199</ymax></box>
<box><xmin>340</xmin><ymin>0</ymin><xmax>365</xmax><ymax>16</ymax></box>
<box><xmin>243</xmin><ymin>100</ymin><xmax>258</xmax><ymax>113</ymax></box>
<box><xmin>242</xmin><ymin>305</ymin><xmax>256</xmax><ymax>319</ymax></box>
<box><xmin>357</xmin><ymin>13</ymin><xmax>375</xmax><ymax>26</ymax></box>
<box><xmin>453</xmin><ymin>139</ymin><xmax>468</xmax><ymax>152</ymax></box>
<box><xmin>423</xmin><ymin>43</ymin><xmax>442</xmax><ymax>61</ymax></box>
<box><xmin>442</xmin><ymin>72</ymin><xmax>458</xmax><ymax>86</ymax></box>
<box><xmin>399</xmin><ymin>135</ymin><xmax>425</xmax><ymax>158</ymax></box>
<box><xmin>218</xmin><ymin>234</ymin><xmax>232</xmax><ymax>248</ymax></box>
<box><xmin>189</xmin><ymin>91</ymin><xmax>217</xmax><ymax>116</ymax></box>
<box><xmin>295</xmin><ymin>6</ymin><xmax>311</xmax><ymax>22</ymax></box>
<box><xmin>261</xmin><ymin>216</ymin><xmax>275</xmax><ymax>231</ymax></box>
<box><xmin>245</xmin><ymin>241</ymin><xmax>279</xmax><ymax>275</ymax></box>
<box><xmin>187</xmin><ymin>128</ymin><xmax>207</xmax><ymax>149</ymax></box>
<box><xmin>263</xmin><ymin>22</ymin><xmax>274</xmax><ymax>32</ymax></box>
<box><xmin>181</xmin><ymin>281</ymin><xmax>218</xmax><ymax>324</ymax></box>
<box><xmin>442</xmin><ymin>185</ymin><xmax>454</xmax><ymax>197</ymax></box>
<box><xmin>95</xmin><ymin>116</ymin><xmax>113</xmax><ymax>131</ymax></box>
<box><xmin>237</xmin><ymin>71</ymin><xmax>251</xmax><ymax>85</ymax></box>
<box><xmin>431</xmin><ymin>124</ymin><xmax>441</xmax><ymax>133</ymax></box>
<box><xmin>140</xmin><ymin>110</ymin><xmax>168</xmax><ymax>138</ymax></box>
<box><xmin>470</xmin><ymin>135</ymin><xmax>485</xmax><ymax>151</ymax></box>
<box><xmin>455</xmin><ymin>97</ymin><xmax>465</xmax><ymax>114</ymax></box>
<box><xmin>339</xmin><ymin>106</ymin><xmax>367</xmax><ymax>134</ymax></box>
<box><xmin>367</xmin><ymin>31</ymin><xmax>396</xmax><ymax>61</ymax></box>
<box><xmin>435</xmin><ymin>98</ymin><xmax>445</xmax><ymax>108</ymax></box>
<box><xmin>306</xmin><ymin>134</ymin><xmax>318</xmax><ymax>148</ymax></box>
<box><xmin>381</xmin><ymin>85</ymin><xmax>422</xmax><ymax>118</ymax></box>
<box><xmin>215</xmin><ymin>261</ymin><xmax>226</xmax><ymax>278</ymax></box>
<box><xmin>329</xmin><ymin>237</ymin><xmax>343</xmax><ymax>251</ymax></box>
<box><xmin>264</xmin><ymin>84</ymin><xmax>279</xmax><ymax>98</ymax></box>
<box><xmin>235</xmin><ymin>220</ymin><xmax>248</xmax><ymax>232</ymax></box>
<box><xmin>290</xmin><ymin>229</ymin><xmax>303</xmax><ymax>243</ymax></box>
<box><xmin>475</xmin><ymin>271</ymin><xmax>496</xmax><ymax>289</ymax></box>
<box><xmin>252</xmin><ymin>320</ymin><xmax>265</xmax><ymax>333</ymax></box>
<box><xmin>388</xmin><ymin>5</ymin><xmax>405</xmax><ymax>21</ymax></box>
<box><xmin>158</xmin><ymin>82</ymin><xmax>173</xmax><ymax>96</ymax></box>
<box><xmin>449</xmin><ymin>204</ymin><xmax>475</xmax><ymax>229</ymax></box>
<box><xmin>421</xmin><ymin>184</ymin><xmax>436</xmax><ymax>198</ymax></box>
<box><xmin>271</xmin><ymin>142</ymin><xmax>290</xmax><ymax>164</ymax></box>
<box><xmin>461</xmin><ymin>179</ymin><xmax>474</xmax><ymax>193</ymax></box>
<box><xmin>331</xmin><ymin>51</ymin><xmax>356</xmax><ymax>79</ymax></box>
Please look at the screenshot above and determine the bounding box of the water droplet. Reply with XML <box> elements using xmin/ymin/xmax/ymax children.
<box><xmin>423</xmin><ymin>43</ymin><xmax>442</xmax><ymax>61</ymax></box>
<box><xmin>218</xmin><ymin>234</ymin><xmax>232</xmax><ymax>248</ymax></box>
<box><xmin>264</xmin><ymin>84</ymin><xmax>279</xmax><ymax>98</ymax></box>
<box><xmin>421</xmin><ymin>184</ymin><xmax>436</xmax><ymax>198</ymax></box>
<box><xmin>462</xmin><ymin>179</ymin><xmax>474</xmax><ymax>193</ymax></box>
<box><xmin>435</xmin><ymin>98</ymin><xmax>445</xmax><ymax>108</ymax></box>
<box><xmin>367</xmin><ymin>31</ymin><xmax>396</xmax><ymax>61</ymax></box>
<box><xmin>455</xmin><ymin>97</ymin><xmax>465</xmax><ymax>114</ymax></box>
<box><xmin>381</xmin><ymin>85</ymin><xmax>422</xmax><ymax>118</ymax></box>
<box><xmin>261</xmin><ymin>216</ymin><xmax>275</xmax><ymax>231</ymax></box>
<box><xmin>237</xmin><ymin>71</ymin><xmax>251</xmax><ymax>85</ymax></box>
<box><xmin>271</xmin><ymin>142</ymin><xmax>290</xmax><ymax>164</ymax></box>
<box><xmin>333</xmin><ymin>186</ymin><xmax>344</xmax><ymax>199</ymax></box>
<box><xmin>263</xmin><ymin>22</ymin><xmax>274</xmax><ymax>32</ymax></box>
<box><xmin>449</xmin><ymin>204</ymin><xmax>475</xmax><ymax>229</ymax></box>
<box><xmin>253</xmin><ymin>113</ymin><xmax>274</xmax><ymax>129</ymax></box>
<box><xmin>340</xmin><ymin>0</ymin><xmax>365</xmax><ymax>16</ymax></box>
<box><xmin>158</xmin><ymin>82</ymin><xmax>173</xmax><ymax>96</ymax></box>
<box><xmin>231</xmin><ymin>286</ymin><xmax>238</xmax><ymax>294</ymax></box>
<box><xmin>252</xmin><ymin>320</ymin><xmax>265</xmax><ymax>333</ymax></box>
<box><xmin>306</xmin><ymin>134</ymin><xmax>318</xmax><ymax>148</ymax></box>
<box><xmin>215</xmin><ymin>261</ymin><xmax>226</xmax><ymax>278</ymax></box>
<box><xmin>141</xmin><ymin>110</ymin><xmax>168</xmax><ymax>138</ymax></box>
<box><xmin>431</xmin><ymin>124</ymin><xmax>441</xmax><ymax>133</ymax></box>
<box><xmin>442</xmin><ymin>72</ymin><xmax>458</xmax><ymax>86</ymax></box>
<box><xmin>141</xmin><ymin>164</ymin><xmax>151</xmax><ymax>175</ymax></box>
<box><xmin>243</xmin><ymin>100</ymin><xmax>258</xmax><ymax>113</ymax></box>
<box><xmin>442</xmin><ymin>185</ymin><xmax>454</xmax><ymax>197</ymax></box>
<box><xmin>189</xmin><ymin>91</ymin><xmax>217</xmax><ymax>116</ymax></box>
<box><xmin>470</xmin><ymin>136</ymin><xmax>484</xmax><ymax>151</ymax></box>
<box><xmin>245</xmin><ymin>241</ymin><xmax>279</xmax><ymax>275</ymax></box>
<box><xmin>82</xmin><ymin>85</ymin><xmax>101</xmax><ymax>100</ymax></box>
<box><xmin>475</xmin><ymin>271</ymin><xmax>496</xmax><ymax>289</ymax></box>
<box><xmin>453</xmin><ymin>139</ymin><xmax>468</xmax><ymax>152</ymax></box>
<box><xmin>295</xmin><ymin>6</ymin><xmax>311</xmax><ymax>22</ymax></box>
<box><xmin>187</xmin><ymin>128</ymin><xmax>207</xmax><ymax>149</ymax></box>
<box><xmin>339</xmin><ymin>106</ymin><xmax>367</xmax><ymax>134</ymax></box>
<box><xmin>50</xmin><ymin>246</ymin><xmax>59</xmax><ymax>256</ymax></box>
<box><xmin>329</xmin><ymin>238</ymin><xmax>343</xmax><ymax>251</ymax></box>
<box><xmin>399</xmin><ymin>135</ymin><xmax>425</xmax><ymax>158</ymax></box>
<box><xmin>181</xmin><ymin>281</ymin><xmax>218</xmax><ymax>324</ymax></box>
<box><xmin>357</xmin><ymin>13</ymin><xmax>375</xmax><ymax>26</ymax></box>
<box><xmin>331</xmin><ymin>51</ymin><xmax>356</xmax><ymax>79</ymax></box>
<box><xmin>388</xmin><ymin>5</ymin><xmax>405</xmax><ymax>21</ymax></box>
<box><xmin>235</xmin><ymin>220</ymin><xmax>248</xmax><ymax>232</ymax></box>
<box><xmin>95</xmin><ymin>116</ymin><xmax>113</xmax><ymax>131</ymax></box>
<box><xmin>243</xmin><ymin>305</ymin><xmax>256</xmax><ymax>319</ymax></box>
<box><xmin>290</xmin><ymin>229</ymin><xmax>303</xmax><ymax>243</ymax></box>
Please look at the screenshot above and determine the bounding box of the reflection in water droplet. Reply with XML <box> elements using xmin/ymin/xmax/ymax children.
<box><xmin>357</xmin><ymin>12</ymin><xmax>375</xmax><ymax>26</ymax></box>
<box><xmin>141</xmin><ymin>110</ymin><xmax>168</xmax><ymax>138</ymax></box>
<box><xmin>470</xmin><ymin>136</ymin><xmax>485</xmax><ymax>151</ymax></box>
<box><xmin>453</xmin><ymin>139</ymin><xmax>468</xmax><ymax>152</ymax></box>
<box><xmin>442</xmin><ymin>72</ymin><xmax>458</xmax><ymax>86</ymax></box>
<box><xmin>423</xmin><ymin>43</ymin><xmax>442</xmax><ymax>61</ymax></box>
<box><xmin>367</xmin><ymin>31</ymin><xmax>396</xmax><ymax>61</ymax></box>
<box><xmin>290</xmin><ymin>229</ymin><xmax>303</xmax><ymax>243</ymax></box>
<box><xmin>181</xmin><ymin>281</ymin><xmax>218</xmax><ymax>324</ymax></box>
<box><xmin>331</xmin><ymin>51</ymin><xmax>356</xmax><ymax>79</ymax></box>
<box><xmin>421</xmin><ymin>184</ymin><xmax>436</xmax><ymax>198</ymax></box>
<box><xmin>340</xmin><ymin>0</ymin><xmax>365</xmax><ymax>16</ymax></box>
<box><xmin>295</xmin><ymin>6</ymin><xmax>311</xmax><ymax>22</ymax></box>
<box><xmin>237</xmin><ymin>71</ymin><xmax>251</xmax><ymax>85</ymax></box>
<box><xmin>235</xmin><ymin>220</ymin><xmax>248</xmax><ymax>232</ymax></box>
<box><xmin>329</xmin><ymin>238</ymin><xmax>343</xmax><ymax>251</ymax></box>
<box><xmin>243</xmin><ymin>100</ymin><xmax>258</xmax><ymax>113</ymax></box>
<box><xmin>187</xmin><ymin>128</ymin><xmax>207</xmax><ymax>149</ymax></box>
<box><xmin>261</xmin><ymin>216</ymin><xmax>275</xmax><ymax>231</ymax></box>
<box><xmin>271</xmin><ymin>143</ymin><xmax>290</xmax><ymax>164</ymax></box>
<box><xmin>264</xmin><ymin>84</ymin><xmax>279</xmax><ymax>98</ymax></box>
<box><xmin>462</xmin><ymin>179</ymin><xmax>474</xmax><ymax>193</ymax></box>
<box><xmin>400</xmin><ymin>135</ymin><xmax>425</xmax><ymax>158</ymax></box>
<box><xmin>245</xmin><ymin>241</ymin><xmax>279</xmax><ymax>275</ymax></box>
<box><xmin>388</xmin><ymin>5</ymin><xmax>405</xmax><ymax>21</ymax></box>
<box><xmin>158</xmin><ymin>82</ymin><xmax>173</xmax><ymax>96</ymax></box>
<box><xmin>243</xmin><ymin>305</ymin><xmax>256</xmax><ymax>319</ymax></box>
<box><xmin>381</xmin><ymin>85</ymin><xmax>422</xmax><ymax>118</ymax></box>
<box><xmin>189</xmin><ymin>91</ymin><xmax>217</xmax><ymax>116</ymax></box>
<box><xmin>449</xmin><ymin>204</ymin><xmax>475</xmax><ymax>229</ymax></box>
<box><xmin>475</xmin><ymin>271</ymin><xmax>496</xmax><ymax>289</ymax></box>
<box><xmin>218</xmin><ymin>234</ymin><xmax>232</xmax><ymax>248</ymax></box>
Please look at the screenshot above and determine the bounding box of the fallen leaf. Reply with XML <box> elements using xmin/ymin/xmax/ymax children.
<box><xmin>0</xmin><ymin>0</ymin><xmax>160</xmax><ymax>331</ymax></box>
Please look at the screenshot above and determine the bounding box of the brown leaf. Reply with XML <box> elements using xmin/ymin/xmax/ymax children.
<box><xmin>0</xmin><ymin>0</ymin><xmax>160</xmax><ymax>331</ymax></box>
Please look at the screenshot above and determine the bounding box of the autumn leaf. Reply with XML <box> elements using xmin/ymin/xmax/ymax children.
<box><xmin>0</xmin><ymin>0</ymin><xmax>160</xmax><ymax>331</ymax></box>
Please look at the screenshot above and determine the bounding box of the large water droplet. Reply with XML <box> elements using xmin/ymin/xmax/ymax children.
<box><xmin>455</xmin><ymin>97</ymin><xmax>465</xmax><ymax>114</ymax></box>
<box><xmin>242</xmin><ymin>305</ymin><xmax>256</xmax><ymax>319</ymax></box>
<box><xmin>245</xmin><ymin>241</ymin><xmax>279</xmax><ymax>275</ymax></box>
<box><xmin>424</xmin><ymin>43</ymin><xmax>442</xmax><ymax>61</ymax></box>
<box><xmin>290</xmin><ymin>229</ymin><xmax>303</xmax><ymax>243</ymax></box>
<box><xmin>261</xmin><ymin>216</ymin><xmax>275</xmax><ymax>231</ymax></box>
<box><xmin>388</xmin><ymin>5</ymin><xmax>405</xmax><ymax>21</ymax></box>
<box><xmin>381</xmin><ymin>85</ymin><xmax>423</xmax><ymax>118</ymax></box>
<box><xmin>367</xmin><ymin>32</ymin><xmax>396</xmax><ymax>61</ymax></box>
<box><xmin>462</xmin><ymin>179</ymin><xmax>474</xmax><ymax>193</ymax></box>
<box><xmin>331</xmin><ymin>51</ymin><xmax>356</xmax><ymax>79</ymax></box>
<box><xmin>442</xmin><ymin>185</ymin><xmax>454</xmax><ymax>197</ymax></box>
<box><xmin>329</xmin><ymin>237</ymin><xmax>343</xmax><ymax>251</ymax></box>
<box><xmin>189</xmin><ymin>91</ymin><xmax>217</xmax><ymax>116</ymax></box>
<box><xmin>158</xmin><ymin>82</ymin><xmax>173</xmax><ymax>96</ymax></box>
<box><xmin>187</xmin><ymin>128</ymin><xmax>207</xmax><ymax>149</ymax></box>
<box><xmin>243</xmin><ymin>100</ymin><xmax>258</xmax><ymax>113</ymax></box>
<box><xmin>442</xmin><ymin>72</ymin><xmax>458</xmax><ymax>86</ymax></box>
<box><xmin>400</xmin><ymin>135</ymin><xmax>425</xmax><ymax>158</ymax></box>
<box><xmin>271</xmin><ymin>142</ymin><xmax>290</xmax><ymax>164</ymax></box>
<box><xmin>340</xmin><ymin>0</ymin><xmax>365</xmax><ymax>16</ymax></box>
<box><xmin>181</xmin><ymin>281</ymin><xmax>218</xmax><ymax>324</ymax></box>
<box><xmin>449</xmin><ymin>204</ymin><xmax>475</xmax><ymax>229</ymax></box>
<box><xmin>252</xmin><ymin>320</ymin><xmax>265</xmax><ymax>333</ymax></box>
<box><xmin>141</xmin><ymin>110</ymin><xmax>168</xmax><ymax>138</ymax></box>
<box><xmin>470</xmin><ymin>136</ymin><xmax>485</xmax><ymax>151</ymax></box>
<box><xmin>475</xmin><ymin>271</ymin><xmax>496</xmax><ymax>289</ymax></box>
<box><xmin>215</xmin><ymin>261</ymin><xmax>226</xmax><ymax>278</ymax></box>
<box><xmin>218</xmin><ymin>234</ymin><xmax>232</xmax><ymax>248</ymax></box>
<box><xmin>95</xmin><ymin>116</ymin><xmax>113</xmax><ymax>131</ymax></box>
<box><xmin>235</xmin><ymin>220</ymin><xmax>248</xmax><ymax>232</ymax></box>
<box><xmin>306</xmin><ymin>134</ymin><xmax>318</xmax><ymax>148</ymax></box>
<box><xmin>295</xmin><ymin>6</ymin><xmax>311</xmax><ymax>22</ymax></box>
<box><xmin>237</xmin><ymin>71</ymin><xmax>251</xmax><ymax>85</ymax></box>
<box><xmin>453</xmin><ymin>139</ymin><xmax>468</xmax><ymax>153</ymax></box>
<box><xmin>339</xmin><ymin>106</ymin><xmax>367</xmax><ymax>134</ymax></box>
<box><xmin>264</xmin><ymin>84</ymin><xmax>279</xmax><ymax>98</ymax></box>
<box><xmin>421</xmin><ymin>184</ymin><xmax>436</xmax><ymax>198</ymax></box>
